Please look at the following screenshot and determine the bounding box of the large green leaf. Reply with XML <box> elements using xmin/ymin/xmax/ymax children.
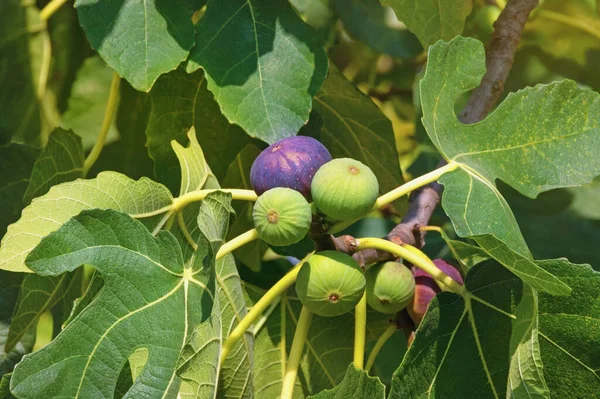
<box><xmin>10</xmin><ymin>209</ymin><xmax>214</xmax><ymax>398</ymax></box>
<box><xmin>187</xmin><ymin>0</ymin><xmax>328</xmax><ymax>143</ymax></box>
<box><xmin>313</xmin><ymin>66</ymin><xmax>405</xmax><ymax>208</ymax></box>
<box><xmin>146</xmin><ymin>68</ymin><xmax>253</xmax><ymax>191</ymax></box>
<box><xmin>22</xmin><ymin>128</ymin><xmax>84</xmax><ymax>204</ymax></box>
<box><xmin>309</xmin><ymin>364</ymin><xmax>386</xmax><ymax>398</ymax></box>
<box><xmin>0</xmin><ymin>0</ymin><xmax>45</xmax><ymax>144</ymax></box>
<box><xmin>333</xmin><ymin>0</ymin><xmax>422</xmax><ymax>58</ymax></box>
<box><xmin>382</xmin><ymin>0</ymin><xmax>472</xmax><ymax>48</ymax></box>
<box><xmin>537</xmin><ymin>260</ymin><xmax>600</xmax><ymax>397</ymax></box>
<box><xmin>74</xmin><ymin>0</ymin><xmax>195</xmax><ymax>91</ymax></box>
<box><xmin>60</xmin><ymin>57</ymin><xmax>119</xmax><ymax>149</ymax></box>
<box><xmin>389</xmin><ymin>260</ymin><xmax>560</xmax><ymax>397</ymax></box>
<box><xmin>0</xmin><ymin>172</ymin><xmax>173</xmax><ymax>272</ymax></box>
<box><xmin>421</xmin><ymin>36</ymin><xmax>600</xmax><ymax>258</ymax></box>
<box><xmin>0</xmin><ymin>144</ymin><xmax>39</xmax><ymax>237</ymax></box>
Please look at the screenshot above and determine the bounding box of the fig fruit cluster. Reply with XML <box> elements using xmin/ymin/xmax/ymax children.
<box><xmin>250</xmin><ymin>136</ymin><xmax>380</xmax><ymax>246</ymax></box>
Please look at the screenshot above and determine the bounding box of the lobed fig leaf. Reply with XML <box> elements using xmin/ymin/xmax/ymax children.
<box><xmin>295</xmin><ymin>251</ymin><xmax>366</xmax><ymax>317</ymax></box>
<box><xmin>250</xmin><ymin>136</ymin><xmax>332</xmax><ymax>200</ymax></box>
<box><xmin>366</xmin><ymin>261</ymin><xmax>415</xmax><ymax>314</ymax></box>
<box><xmin>311</xmin><ymin>158</ymin><xmax>379</xmax><ymax>220</ymax></box>
<box><xmin>252</xmin><ymin>187</ymin><xmax>312</xmax><ymax>247</ymax></box>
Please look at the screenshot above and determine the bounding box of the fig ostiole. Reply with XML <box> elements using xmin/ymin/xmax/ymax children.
<box><xmin>295</xmin><ymin>251</ymin><xmax>366</xmax><ymax>317</ymax></box>
<box><xmin>252</xmin><ymin>187</ymin><xmax>312</xmax><ymax>247</ymax></box>
<box><xmin>408</xmin><ymin>259</ymin><xmax>464</xmax><ymax>325</ymax></box>
<box><xmin>366</xmin><ymin>261</ymin><xmax>415</xmax><ymax>314</ymax></box>
<box><xmin>250</xmin><ymin>136</ymin><xmax>332</xmax><ymax>200</ymax></box>
<box><xmin>310</xmin><ymin>158</ymin><xmax>379</xmax><ymax>221</ymax></box>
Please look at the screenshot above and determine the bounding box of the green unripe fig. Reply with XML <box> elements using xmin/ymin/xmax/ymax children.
<box><xmin>253</xmin><ymin>187</ymin><xmax>312</xmax><ymax>246</ymax></box>
<box><xmin>296</xmin><ymin>251</ymin><xmax>366</xmax><ymax>317</ymax></box>
<box><xmin>310</xmin><ymin>158</ymin><xmax>379</xmax><ymax>221</ymax></box>
<box><xmin>366</xmin><ymin>261</ymin><xmax>415</xmax><ymax>314</ymax></box>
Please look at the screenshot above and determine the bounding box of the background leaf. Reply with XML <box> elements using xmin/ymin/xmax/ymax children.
<box><xmin>74</xmin><ymin>0</ymin><xmax>195</xmax><ymax>91</ymax></box>
<box><xmin>22</xmin><ymin>128</ymin><xmax>84</xmax><ymax>204</ymax></box>
<box><xmin>382</xmin><ymin>0</ymin><xmax>473</xmax><ymax>48</ymax></box>
<box><xmin>146</xmin><ymin>68</ymin><xmax>254</xmax><ymax>192</ymax></box>
<box><xmin>313</xmin><ymin>66</ymin><xmax>405</xmax><ymax>209</ymax></box>
<box><xmin>59</xmin><ymin>56</ymin><xmax>119</xmax><ymax>149</ymax></box>
<box><xmin>0</xmin><ymin>144</ymin><xmax>39</xmax><ymax>237</ymax></box>
<box><xmin>187</xmin><ymin>0</ymin><xmax>328</xmax><ymax>143</ymax></box>
<box><xmin>0</xmin><ymin>0</ymin><xmax>45</xmax><ymax>145</ymax></box>
<box><xmin>333</xmin><ymin>0</ymin><xmax>422</xmax><ymax>58</ymax></box>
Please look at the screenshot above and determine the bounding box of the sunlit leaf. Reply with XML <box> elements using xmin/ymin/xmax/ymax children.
<box><xmin>0</xmin><ymin>172</ymin><xmax>173</xmax><ymax>272</ymax></box>
<box><xmin>74</xmin><ymin>0</ymin><xmax>195</xmax><ymax>91</ymax></box>
<box><xmin>187</xmin><ymin>0</ymin><xmax>328</xmax><ymax>143</ymax></box>
<box><xmin>421</xmin><ymin>37</ymin><xmax>600</xmax><ymax>260</ymax></box>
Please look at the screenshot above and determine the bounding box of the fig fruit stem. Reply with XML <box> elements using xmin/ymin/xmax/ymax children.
<box><xmin>354</xmin><ymin>292</ymin><xmax>368</xmax><ymax>369</ymax></box>
<box><xmin>281</xmin><ymin>306</ymin><xmax>313</xmax><ymax>399</ymax></box>
<box><xmin>355</xmin><ymin>238</ymin><xmax>466</xmax><ymax>296</ymax></box>
<box><xmin>328</xmin><ymin>161</ymin><xmax>458</xmax><ymax>234</ymax></box>
<box><xmin>83</xmin><ymin>72</ymin><xmax>121</xmax><ymax>176</ymax></box>
<box><xmin>216</xmin><ymin>229</ymin><xmax>260</xmax><ymax>260</ymax></box>
<box><xmin>40</xmin><ymin>0</ymin><xmax>69</xmax><ymax>21</ymax></box>
<box><xmin>366</xmin><ymin>323</ymin><xmax>397</xmax><ymax>372</ymax></box>
<box><xmin>172</xmin><ymin>189</ymin><xmax>258</xmax><ymax>213</ymax></box>
<box><xmin>220</xmin><ymin>254</ymin><xmax>312</xmax><ymax>367</ymax></box>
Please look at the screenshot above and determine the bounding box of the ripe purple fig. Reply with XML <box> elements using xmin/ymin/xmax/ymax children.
<box><xmin>250</xmin><ymin>136</ymin><xmax>332</xmax><ymax>200</ymax></box>
<box><xmin>408</xmin><ymin>260</ymin><xmax>463</xmax><ymax>326</ymax></box>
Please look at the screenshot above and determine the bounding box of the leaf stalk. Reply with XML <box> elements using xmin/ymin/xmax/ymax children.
<box><xmin>353</xmin><ymin>292</ymin><xmax>368</xmax><ymax>369</ymax></box>
<box><xmin>281</xmin><ymin>306</ymin><xmax>313</xmax><ymax>399</ymax></box>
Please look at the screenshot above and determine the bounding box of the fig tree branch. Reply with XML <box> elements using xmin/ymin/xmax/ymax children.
<box><xmin>335</xmin><ymin>0</ymin><xmax>539</xmax><ymax>264</ymax></box>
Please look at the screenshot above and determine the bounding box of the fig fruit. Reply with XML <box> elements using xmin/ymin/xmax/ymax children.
<box><xmin>253</xmin><ymin>187</ymin><xmax>312</xmax><ymax>246</ymax></box>
<box><xmin>408</xmin><ymin>259</ymin><xmax>463</xmax><ymax>325</ymax></box>
<box><xmin>366</xmin><ymin>261</ymin><xmax>415</xmax><ymax>314</ymax></box>
<box><xmin>296</xmin><ymin>251</ymin><xmax>365</xmax><ymax>317</ymax></box>
<box><xmin>250</xmin><ymin>136</ymin><xmax>332</xmax><ymax>200</ymax></box>
<box><xmin>311</xmin><ymin>158</ymin><xmax>379</xmax><ymax>220</ymax></box>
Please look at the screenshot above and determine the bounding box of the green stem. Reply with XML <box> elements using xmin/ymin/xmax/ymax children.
<box><xmin>40</xmin><ymin>0</ymin><xmax>69</xmax><ymax>21</ymax></box>
<box><xmin>365</xmin><ymin>323</ymin><xmax>396</xmax><ymax>372</ymax></box>
<box><xmin>281</xmin><ymin>306</ymin><xmax>313</xmax><ymax>399</ymax></box>
<box><xmin>354</xmin><ymin>292</ymin><xmax>367</xmax><ymax>369</ymax></box>
<box><xmin>355</xmin><ymin>237</ymin><xmax>465</xmax><ymax>295</ymax></box>
<box><xmin>216</xmin><ymin>229</ymin><xmax>259</xmax><ymax>260</ymax></box>
<box><xmin>220</xmin><ymin>259</ymin><xmax>308</xmax><ymax>366</ymax></box>
<box><xmin>83</xmin><ymin>72</ymin><xmax>121</xmax><ymax>176</ymax></box>
<box><xmin>329</xmin><ymin>162</ymin><xmax>458</xmax><ymax>234</ymax></box>
<box><xmin>536</xmin><ymin>10</ymin><xmax>600</xmax><ymax>41</ymax></box>
<box><xmin>172</xmin><ymin>188</ymin><xmax>257</xmax><ymax>213</ymax></box>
